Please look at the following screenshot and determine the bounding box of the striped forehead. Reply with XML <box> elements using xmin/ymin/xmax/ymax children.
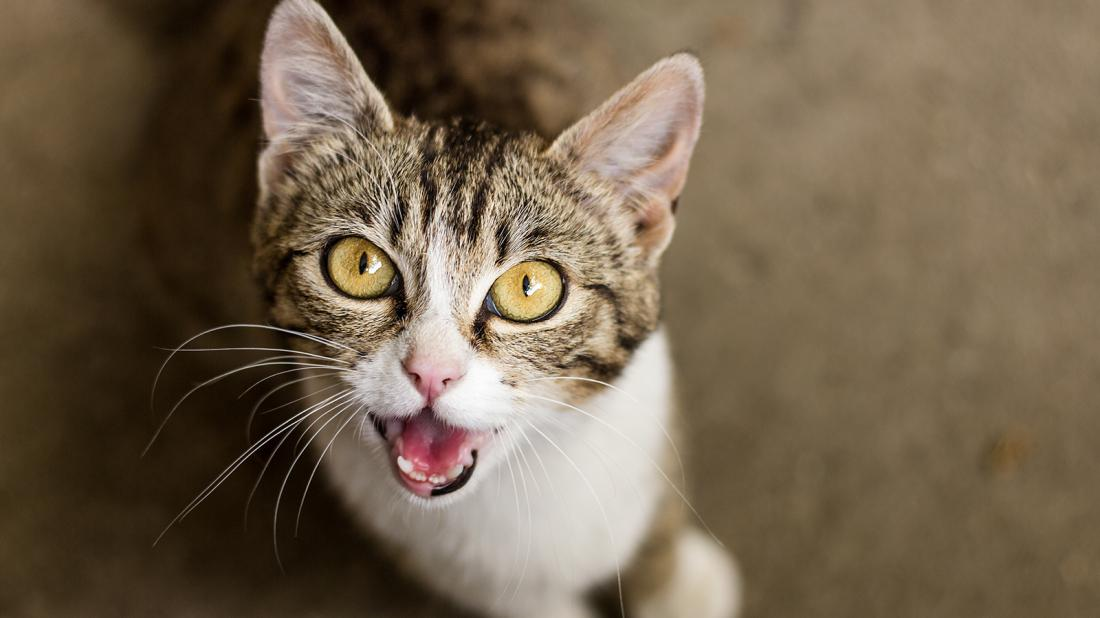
<box><xmin>387</xmin><ymin>122</ymin><xmax>525</xmax><ymax>321</ymax></box>
<box><xmin>400</xmin><ymin>121</ymin><xmax>509</xmax><ymax>244</ymax></box>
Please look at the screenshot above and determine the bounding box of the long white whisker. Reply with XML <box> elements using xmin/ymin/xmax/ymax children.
<box><xmin>503</xmin><ymin>425</ymin><xmax>535</xmax><ymax>606</ymax></box>
<box><xmin>143</xmin><ymin>359</ymin><xmax>348</xmax><ymax>457</ymax></box>
<box><xmin>158</xmin><ymin>345</ymin><xmax>350</xmax><ymax>365</ymax></box>
<box><xmin>187</xmin><ymin>391</ymin><xmax>352</xmax><ymax>523</ymax></box>
<box><xmin>294</xmin><ymin>404</ymin><xmax>363</xmax><ymax>536</ymax></box>
<box><xmin>519</xmin><ymin>417</ymin><xmax>626</xmax><ymax>618</ymax></box>
<box><xmin>522</xmin><ymin>392</ymin><xmax>725</xmax><ymax>550</ymax></box>
<box><xmin>521</xmin><ymin>375</ymin><xmax>686</xmax><ymax>487</ymax></box>
<box><xmin>492</xmin><ymin>428</ymin><xmax>525</xmax><ymax>612</ymax></box>
<box><xmin>511</xmin><ymin>422</ymin><xmax>568</xmax><ymax>581</ymax></box>
<box><xmin>153</xmin><ymin>392</ymin><xmax>348</xmax><ymax>547</ymax></box>
<box><xmin>244</xmin><ymin>372</ymin><xmax>345</xmax><ymax>442</ymax></box>
<box><xmin>271</xmin><ymin>398</ymin><xmax>360</xmax><ymax>570</ymax></box>
<box><xmin>272</xmin><ymin>404</ymin><xmax>354</xmax><ymax>567</ymax></box>
<box><xmin>521</xmin><ymin>376</ymin><xmax>636</xmax><ymax>399</ymax></box>
<box><xmin>239</xmin><ymin>364</ymin><xmax>347</xmax><ymax>399</ymax></box>
<box><xmin>256</xmin><ymin>378</ymin><xmax>345</xmax><ymax>417</ymax></box>
<box><xmin>513</xmin><ymin>421</ymin><xmax>557</xmax><ymax>503</ymax></box>
<box><xmin>150</xmin><ymin>322</ymin><xmax>356</xmax><ymax>411</ymax></box>
<box><xmin>243</xmin><ymin>390</ymin><xmax>352</xmax><ymax>527</ymax></box>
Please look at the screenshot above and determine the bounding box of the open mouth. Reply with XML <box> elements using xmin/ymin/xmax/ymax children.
<box><xmin>369</xmin><ymin>410</ymin><xmax>487</xmax><ymax>498</ymax></box>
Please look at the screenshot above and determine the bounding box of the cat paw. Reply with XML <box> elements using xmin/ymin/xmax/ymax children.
<box><xmin>635</xmin><ymin>527</ymin><xmax>742</xmax><ymax>618</ymax></box>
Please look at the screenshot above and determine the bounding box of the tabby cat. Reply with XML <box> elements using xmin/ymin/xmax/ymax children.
<box><xmin>250</xmin><ymin>0</ymin><xmax>738</xmax><ymax>615</ymax></box>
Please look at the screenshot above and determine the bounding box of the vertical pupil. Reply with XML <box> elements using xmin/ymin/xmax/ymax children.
<box><xmin>522</xmin><ymin>274</ymin><xmax>533</xmax><ymax>296</ymax></box>
<box><xmin>358</xmin><ymin>252</ymin><xmax>369</xmax><ymax>275</ymax></box>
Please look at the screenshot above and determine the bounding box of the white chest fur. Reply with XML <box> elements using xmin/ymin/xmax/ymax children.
<box><xmin>317</xmin><ymin>330</ymin><xmax>675</xmax><ymax>616</ymax></box>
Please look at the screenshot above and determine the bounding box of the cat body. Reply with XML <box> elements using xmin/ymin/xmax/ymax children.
<box><xmin>250</xmin><ymin>1</ymin><xmax>739</xmax><ymax>615</ymax></box>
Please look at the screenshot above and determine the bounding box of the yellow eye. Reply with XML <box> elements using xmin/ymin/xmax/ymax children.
<box><xmin>325</xmin><ymin>237</ymin><xmax>397</xmax><ymax>299</ymax></box>
<box><xmin>487</xmin><ymin>261</ymin><xmax>564</xmax><ymax>322</ymax></box>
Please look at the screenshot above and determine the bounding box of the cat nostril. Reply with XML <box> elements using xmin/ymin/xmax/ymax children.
<box><xmin>404</xmin><ymin>357</ymin><xmax>465</xmax><ymax>402</ymax></box>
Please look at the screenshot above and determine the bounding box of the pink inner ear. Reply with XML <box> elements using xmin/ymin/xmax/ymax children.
<box><xmin>259</xmin><ymin>0</ymin><xmax>392</xmax><ymax>143</ymax></box>
<box><xmin>261</xmin><ymin>63</ymin><xmax>298</xmax><ymax>140</ymax></box>
<box><xmin>548</xmin><ymin>54</ymin><xmax>704</xmax><ymax>255</ymax></box>
<box><xmin>631</xmin><ymin>127</ymin><xmax>696</xmax><ymax>205</ymax></box>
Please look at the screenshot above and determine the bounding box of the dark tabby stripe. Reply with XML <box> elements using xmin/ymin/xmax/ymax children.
<box><xmin>390</xmin><ymin>193</ymin><xmax>409</xmax><ymax>242</ymax></box>
<box><xmin>495</xmin><ymin>221</ymin><xmax>511</xmax><ymax>265</ymax></box>
<box><xmin>418</xmin><ymin>126</ymin><xmax>441</xmax><ymax>234</ymax></box>
<box><xmin>467</xmin><ymin>137</ymin><xmax>508</xmax><ymax>243</ymax></box>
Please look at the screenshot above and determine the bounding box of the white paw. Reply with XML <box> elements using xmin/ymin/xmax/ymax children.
<box><xmin>636</xmin><ymin>527</ymin><xmax>742</xmax><ymax>618</ymax></box>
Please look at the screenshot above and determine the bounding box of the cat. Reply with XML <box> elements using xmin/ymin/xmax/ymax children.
<box><xmin>250</xmin><ymin>0</ymin><xmax>739</xmax><ymax>615</ymax></box>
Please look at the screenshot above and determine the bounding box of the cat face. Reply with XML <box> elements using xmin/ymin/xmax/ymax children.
<box><xmin>252</xmin><ymin>0</ymin><xmax>703</xmax><ymax>502</ymax></box>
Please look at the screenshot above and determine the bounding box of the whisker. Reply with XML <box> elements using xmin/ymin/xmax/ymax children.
<box><xmin>518</xmin><ymin>417</ymin><xmax>626</xmax><ymax>618</ymax></box>
<box><xmin>294</xmin><ymin>403</ymin><xmax>363</xmax><ymax>536</ymax></box>
<box><xmin>272</xmin><ymin>398</ymin><xmax>360</xmax><ymax>570</ymax></box>
<box><xmin>532</xmin><ymin>407</ymin><xmax>640</xmax><ymax>506</ymax></box>
<box><xmin>521</xmin><ymin>391</ymin><xmax>725</xmax><ymax>551</ymax></box>
<box><xmin>243</xmin><ymin>390</ymin><xmax>352</xmax><ymax>527</ymax></box>
<box><xmin>513</xmin><ymin>421</ymin><xmax>558</xmax><ymax>503</ymax></box>
<box><xmin>503</xmin><ymin>425</ymin><xmax>535</xmax><ymax>606</ymax></box>
<box><xmin>521</xmin><ymin>375</ymin><xmax>635</xmax><ymax>399</ymax></box>
<box><xmin>183</xmin><ymin>391</ymin><xmax>353</xmax><ymax>523</ymax></box>
<box><xmin>244</xmin><ymin>372</ymin><xmax>345</xmax><ymax>443</ymax></box>
<box><xmin>157</xmin><ymin>345</ymin><xmax>350</xmax><ymax>365</ymax></box>
<box><xmin>492</xmin><ymin>428</ymin><xmax>527</xmax><ymax>612</ymax></box>
<box><xmin>510</xmin><ymin>422</ymin><xmax>568</xmax><ymax>582</ymax></box>
<box><xmin>239</xmin><ymin>364</ymin><xmax>347</xmax><ymax>399</ymax></box>
<box><xmin>509</xmin><ymin>425</ymin><xmax>543</xmax><ymax>500</ymax></box>
<box><xmin>153</xmin><ymin>391</ymin><xmax>349</xmax><ymax>547</ymax></box>
<box><xmin>151</xmin><ymin>322</ymin><xmax>356</xmax><ymax>412</ymax></box>
<box><xmin>143</xmin><ymin>359</ymin><xmax>349</xmax><ymax>457</ymax></box>
<box><xmin>521</xmin><ymin>375</ymin><xmax>686</xmax><ymax>487</ymax></box>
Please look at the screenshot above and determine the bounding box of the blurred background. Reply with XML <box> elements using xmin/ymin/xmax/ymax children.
<box><xmin>2</xmin><ymin>0</ymin><xmax>1098</xmax><ymax>615</ymax></box>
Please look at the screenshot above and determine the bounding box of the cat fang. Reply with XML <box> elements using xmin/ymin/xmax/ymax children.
<box><xmin>368</xmin><ymin>409</ymin><xmax>488</xmax><ymax>497</ymax></box>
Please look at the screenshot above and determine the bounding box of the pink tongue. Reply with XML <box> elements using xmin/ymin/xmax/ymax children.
<box><xmin>399</xmin><ymin>412</ymin><xmax>473</xmax><ymax>474</ymax></box>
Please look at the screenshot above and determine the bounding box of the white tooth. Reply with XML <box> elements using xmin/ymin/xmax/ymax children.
<box><xmin>397</xmin><ymin>456</ymin><xmax>413</xmax><ymax>474</ymax></box>
<box><xmin>447</xmin><ymin>464</ymin><xmax>464</xmax><ymax>479</ymax></box>
<box><xmin>410</xmin><ymin>471</ymin><xmax>426</xmax><ymax>482</ymax></box>
<box><xmin>429</xmin><ymin>475</ymin><xmax>445</xmax><ymax>484</ymax></box>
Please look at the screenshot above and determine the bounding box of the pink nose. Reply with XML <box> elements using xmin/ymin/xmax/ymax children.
<box><xmin>403</xmin><ymin>355</ymin><xmax>466</xmax><ymax>403</ymax></box>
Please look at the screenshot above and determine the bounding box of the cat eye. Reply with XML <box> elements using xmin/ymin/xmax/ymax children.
<box><xmin>324</xmin><ymin>236</ymin><xmax>398</xmax><ymax>299</ymax></box>
<box><xmin>486</xmin><ymin>261</ymin><xmax>564</xmax><ymax>323</ymax></box>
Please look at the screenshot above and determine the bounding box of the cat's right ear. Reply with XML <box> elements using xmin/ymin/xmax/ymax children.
<box><xmin>260</xmin><ymin>0</ymin><xmax>392</xmax><ymax>143</ymax></box>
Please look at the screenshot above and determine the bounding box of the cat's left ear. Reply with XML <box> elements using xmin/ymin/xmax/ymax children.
<box><xmin>260</xmin><ymin>0</ymin><xmax>393</xmax><ymax>142</ymax></box>
<box><xmin>548</xmin><ymin>54</ymin><xmax>704</xmax><ymax>257</ymax></box>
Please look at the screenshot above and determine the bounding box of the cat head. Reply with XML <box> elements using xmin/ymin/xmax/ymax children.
<box><xmin>253</xmin><ymin>0</ymin><xmax>704</xmax><ymax>502</ymax></box>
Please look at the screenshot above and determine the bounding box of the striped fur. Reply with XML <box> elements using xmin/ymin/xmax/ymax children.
<box><xmin>254</xmin><ymin>117</ymin><xmax>660</xmax><ymax>392</ymax></box>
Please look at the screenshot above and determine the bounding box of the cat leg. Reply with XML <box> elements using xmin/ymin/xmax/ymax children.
<box><xmin>633</xmin><ymin>527</ymin><xmax>741</xmax><ymax>618</ymax></box>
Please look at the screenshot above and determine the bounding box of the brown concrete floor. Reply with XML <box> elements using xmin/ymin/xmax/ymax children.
<box><xmin>2</xmin><ymin>1</ymin><xmax>1099</xmax><ymax>616</ymax></box>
